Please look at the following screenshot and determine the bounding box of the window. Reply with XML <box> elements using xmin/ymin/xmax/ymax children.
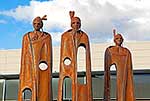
<box><xmin>5</xmin><ymin>79</ymin><xmax>19</xmax><ymax>100</ymax></box>
<box><xmin>0</xmin><ymin>80</ymin><xmax>5</xmax><ymax>100</ymax></box>
<box><xmin>0</xmin><ymin>71</ymin><xmax>149</xmax><ymax>101</ymax></box>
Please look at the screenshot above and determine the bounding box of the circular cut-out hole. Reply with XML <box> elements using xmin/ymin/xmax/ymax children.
<box><xmin>23</xmin><ymin>88</ymin><xmax>32</xmax><ymax>100</ymax></box>
<box><xmin>39</xmin><ymin>61</ymin><xmax>48</xmax><ymax>70</ymax></box>
<box><xmin>64</xmin><ymin>58</ymin><xmax>71</xmax><ymax>66</ymax></box>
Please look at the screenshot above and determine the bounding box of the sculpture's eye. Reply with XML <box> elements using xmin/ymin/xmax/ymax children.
<box><xmin>72</xmin><ymin>22</ymin><xmax>75</xmax><ymax>24</ymax></box>
<box><xmin>34</xmin><ymin>22</ymin><xmax>40</xmax><ymax>26</ymax></box>
<box><xmin>77</xmin><ymin>22</ymin><xmax>80</xmax><ymax>25</ymax></box>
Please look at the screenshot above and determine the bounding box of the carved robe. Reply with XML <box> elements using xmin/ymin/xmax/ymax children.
<box><xmin>58</xmin><ymin>29</ymin><xmax>92</xmax><ymax>101</ymax></box>
<box><xmin>104</xmin><ymin>46</ymin><xmax>135</xmax><ymax>101</ymax></box>
<box><xmin>18</xmin><ymin>32</ymin><xmax>52</xmax><ymax>101</ymax></box>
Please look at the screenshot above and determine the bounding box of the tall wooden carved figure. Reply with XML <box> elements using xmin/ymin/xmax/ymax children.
<box><xmin>58</xmin><ymin>11</ymin><xmax>92</xmax><ymax>101</ymax></box>
<box><xmin>18</xmin><ymin>15</ymin><xmax>52</xmax><ymax>101</ymax></box>
<box><xmin>104</xmin><ymin>29</ymin><xmax>135</xmax><ymax>101</ymax></box>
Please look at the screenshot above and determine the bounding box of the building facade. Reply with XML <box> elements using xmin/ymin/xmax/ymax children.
<box><xmin>0</xmin><ymin>41</ymin><xmax>150</xmax><ymax>100</ymax></box>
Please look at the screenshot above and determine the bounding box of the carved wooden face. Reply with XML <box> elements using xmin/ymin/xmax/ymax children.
<box><xmin>33</xmin><ymin>17</ymin><xmax>43</xmax><ymax>31</ymax></box>
<box><xmin>71</xmin><ymin>17</ymin><xmax>81</xmax><ymax>31</ymax></box>
<box><xmin>114</xmin><ymin>34</ymin><xmax>124</xmax><ymax>46</ymax></box>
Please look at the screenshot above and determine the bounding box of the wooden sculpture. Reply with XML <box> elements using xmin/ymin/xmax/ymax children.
<box><xmin>18</xmin><ymin>15</ymin><xmax>52</xmax><ymax>101</ymax></box>
<box><xmin>58</xmin><ymin>11</ymin><xmax>92</xmax><ymax>101</ymax></box>
<box><xmin>104</xmin><ymin>29</ymin><xmax>135</xmax><ymax>101</ymax></box>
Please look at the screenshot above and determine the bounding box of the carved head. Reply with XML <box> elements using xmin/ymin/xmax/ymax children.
<box><xmin>113</xmin><ymin>29</ymin><xmax>124</xmax><ymax>46</ymax></box>
<box><xmin>32</xmin><ymin>15</ymin><xmax>47</xmax><ymax>31</ymax></box>
<box><xmin>69</xmin><ymin>11</ymin><xmax>81</xmax><ymax>31</ymax></box>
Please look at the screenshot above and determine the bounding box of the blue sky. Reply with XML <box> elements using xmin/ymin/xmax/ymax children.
<box><xmin>0</xmin><ymin>0</ymin><xmax>48</xmax><ymax>49</ymax></box>
<box><xmin>0</xmin><ymin>0</ymin><xmax>150</xmax><ymax>49</ymax></box>
<box><xmin>0</xmin><ymin>1</ymin><xmax>29</xmax><ymax>49</ymax></box>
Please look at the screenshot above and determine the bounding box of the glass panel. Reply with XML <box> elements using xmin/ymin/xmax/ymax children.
<box><xmin>77</xmin><ymin>77</ymin><xmax>84</xmax><ymax>85</ymax></box>
<box><xmin>0</xmin><ymin>71</ymin><xmax>149</xmax><ymax>100</ymax></box>
<box><xmin>110</xmin><ymin>74</ymin><xmax>150</xmax><ymax>98</ymax></box>
<box><xmin>63</xmin><ymin>77</ymin><xmax>72</xmax><ymax>100</ymax></box>
<box><xmin>94</xmin><ymin>73</ymin><xmax>150</xmax><ymax>99</ymax></box>
<box><xmin>92</xmin><ymin>76</ymin><xmax>104</xmax><ymax>99</ymax></box>
<box><xmin>23</xmin><ymin>88</ymin><xmax>32</xmax><ymax>101</ymax></box>
<box><xmin>52</xmin><ymin>78</ymin><xmax>59</xmax><ymax>100</ymax></box>
<box><xmin>134</xmin><ymin>74</ymin><xmax>150</xmax><ymax>98</ymax></box>
<box><xmin>110</xmin><ymin>65</ymin><xmax>116</xmax><ymax>98</ymax></box>
<box><xmin>110</xmin><ymin>75</ymin><xmax>116</xmax><ymax>98</ymax></box>
<box><xmin>92</xmin><ymin>75</ymin><xmax>117</xmax><ymax>100</ymax></box>
<box><xmin>5</xmin><ymin>79</ymin><xmax>19</xmax><ymax>100</ymax></box>
<box><xmin>0</xmin><ymin>80</ymin><xmax>4</xmax><ymax>100</ymax></box>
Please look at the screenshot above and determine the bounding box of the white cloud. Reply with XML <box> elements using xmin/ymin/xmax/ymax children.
<box><xmin>0</xmin><ymin>0</ymin><xmax>150</xmax><ymax>44</ymax></box>
<box><xmin>0</xmin><ymin>5</ymin><xmax>33</xmax><ymax>22</ymax></box>
<box><xmin>50</xmin><ymin>32</ymin><xmax>62</xmax><ymax>45</ymax></box>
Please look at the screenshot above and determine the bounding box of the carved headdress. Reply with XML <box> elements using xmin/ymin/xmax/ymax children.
<box><xmin>113</xmin><ymin>29</ymin><xmax>124</xmax><ymax>40</ymax></box>
<box><xmin>33</xmin><ymin>15</ymin><xmax>47</xmax><ymax>28</ymax></box>
<box><xmin>33</xmin><ymin>15</ymin><xmax>47</xmax><ymax>21</ymax></box>
<box><xmin>113</xmin><ymin>28</ymin><xmax>124</xmax><ymax>46</ymax></box>
<box><xmin>69</xmin><ymin>11</ymin><xmax>81</xmax><ymax>26</ymax></box>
